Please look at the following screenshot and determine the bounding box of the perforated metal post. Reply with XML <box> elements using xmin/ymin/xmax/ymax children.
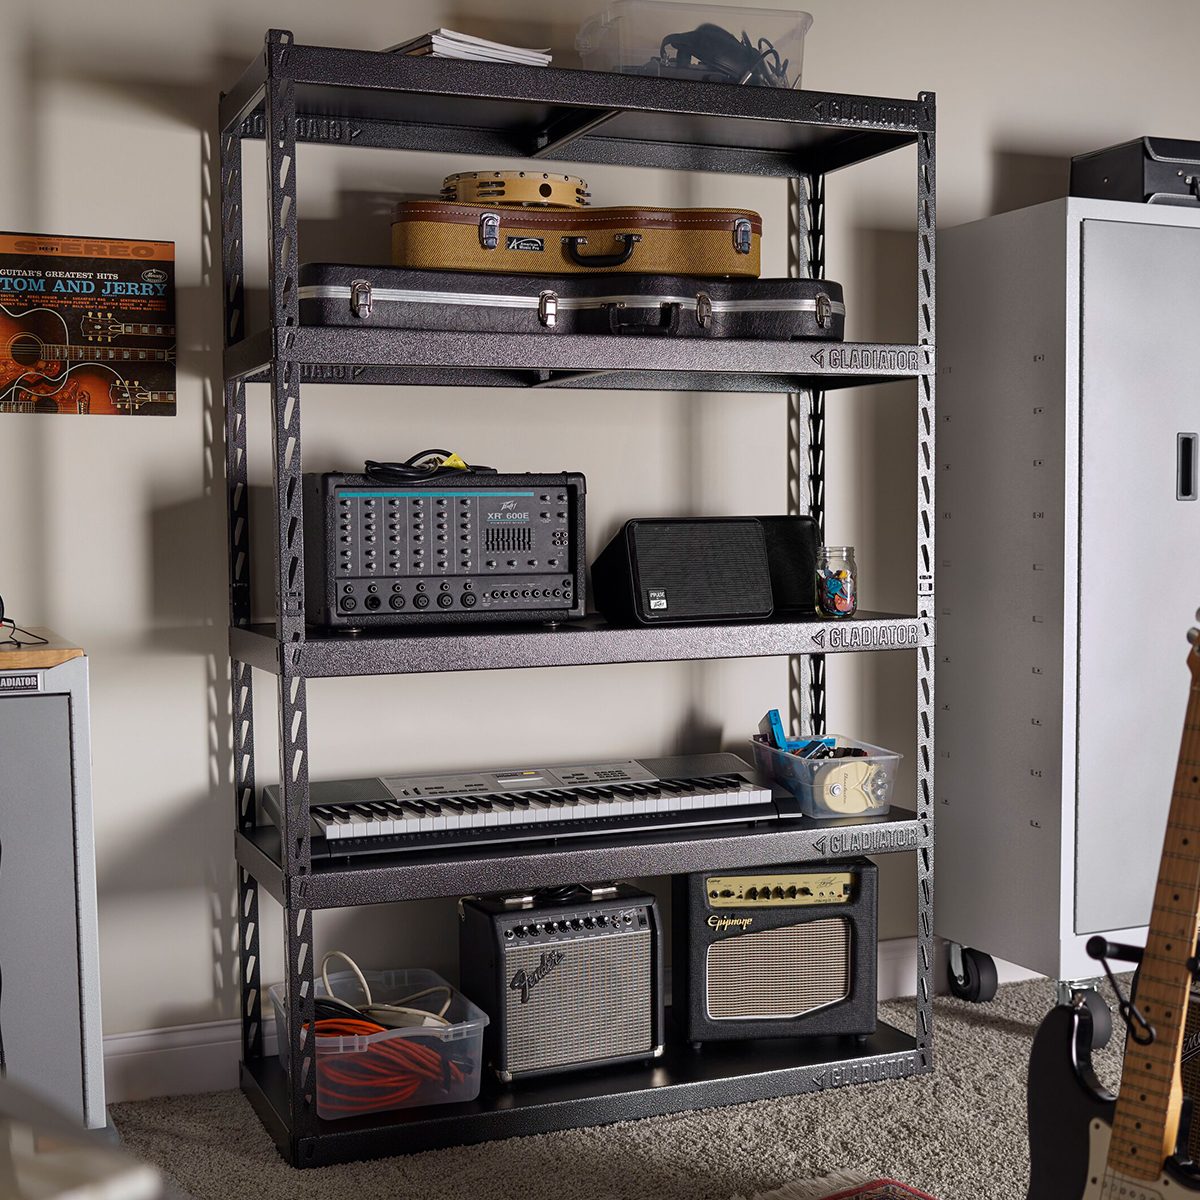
<box><xmin>788</xmin><ymin>173</ymin><xmax>826</xmax><ymax>738</ymax></box>
<box><xmin>914</xmin><ymin>91</ymin><xmax>937</xmax><ymax>1067</ymax></box>
<box><xmin>262</xmin><ymin>28</ymin><xmax>317</xmax><ymax>1147</ymax></box>
<box><xmin>220</xmin><ymin>70</ymin><xmax>262</xmax><ymax>1066</ymax></box>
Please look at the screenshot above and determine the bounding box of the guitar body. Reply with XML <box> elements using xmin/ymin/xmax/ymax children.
<box><xmin>5</xmin><ymin>367</ymin><xmax>174</xmax><ymax>415</ymax></box>
<box><xmin>0</xmin><ymin>305</ymin><xmax>70</xmax><ymax>392</ymax></box>
<box><xmin>1028</xmin><ymin>1005</ymin><xmax>1200</xmax><ymax>1198</ymax></box>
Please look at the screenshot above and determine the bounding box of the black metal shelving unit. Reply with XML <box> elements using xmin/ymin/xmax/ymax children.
<box><xmin>219</xmin><ymin>29</ymin><xmax>936</xmax><ymax>1169</ymax></box>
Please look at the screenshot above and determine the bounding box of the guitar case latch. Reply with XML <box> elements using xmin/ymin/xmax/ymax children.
<box><xmin>479</xmin><ymin>211</ymin><xmax>501</xmax><ymax>250</ymax></box>
<box><xmin>349</xmin><ymin>279</ymin><xmax>373</xmax><ymax>320</ymax></box>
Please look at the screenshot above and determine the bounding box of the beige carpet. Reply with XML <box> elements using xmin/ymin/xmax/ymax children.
<box><xmin>112</xmin><ymin>978</ymin><xmax>1125</xmax><ymax>1200</ymax></box>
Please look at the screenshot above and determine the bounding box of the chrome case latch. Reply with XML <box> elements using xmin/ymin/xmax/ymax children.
<box><xmin>815</xmin><ymin>292</ymin><xmax>833</xmax><ymax>328</ymax></box>
<box><xmin>695</xmin><ymin>291</ymin><xmax>713</xmax><ymax>328</ymax></box>
<box><xmin>538</xmin><ymin>290</ymin><xmax>559</xmax><ymax>328</ymax></box>
<box><xmin>733</xmin><ymin>217</ymin><xmax>752</xmax><ymax>255</ymax></box>
<box><xmin>349</xmin><ymin>279</ymin><xmax>373</xmax><ymax>319</ymax></box>
<box><xmin>479</xmin><ymin>210</ymin><xmax>501</xmax><ymax>250</ymax></box>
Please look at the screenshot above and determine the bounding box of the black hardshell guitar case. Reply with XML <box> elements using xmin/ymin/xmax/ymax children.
<box><xmin>298</xmin><ymin>264</ymin><xmax>845</xmax><ymax>341</ymax></box>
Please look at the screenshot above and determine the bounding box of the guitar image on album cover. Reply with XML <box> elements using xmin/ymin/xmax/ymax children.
<box><xmin>0</xmin><ymin>231</ymin><xmax>176</xmax><ymax>416</ymax></box>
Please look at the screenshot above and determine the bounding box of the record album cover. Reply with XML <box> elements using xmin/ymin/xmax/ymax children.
<box><xmin>0</xmin><ymin>232</ymin><xmax>176</xmax><ymax>416</ymax></box>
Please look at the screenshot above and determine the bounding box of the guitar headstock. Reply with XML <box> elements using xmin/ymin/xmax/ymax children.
<box><xmin>81</xmin><ymin>311</ymin><xmax>122</xmax><ymax>343</ymax></box>
<box><xmin>1190</xmin><ymin>610</ymin><xmax>1200</xmax><ymax>676</ymax></box>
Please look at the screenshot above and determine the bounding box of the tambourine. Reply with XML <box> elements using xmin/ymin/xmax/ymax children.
<box><xmin>440</xmin><ymin>170</ymin><xmax>591</xmax><ymax>208</ymax></box>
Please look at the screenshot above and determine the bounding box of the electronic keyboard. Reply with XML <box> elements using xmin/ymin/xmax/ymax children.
<box><xmin>261</xmin><ymin>753</ymin><xmax>796</xmax><ymax>859</ymax></box>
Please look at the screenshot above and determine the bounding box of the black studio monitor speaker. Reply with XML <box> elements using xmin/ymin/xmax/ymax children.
<box><xmin>590</xmin><ymin>515</ymin><xmax>820</xmax><ymax>625</ymax></box>
<box><xmin>590</xmin><ymin>517</ymin><xmax>773</xmax><ymax>625</ymax></box>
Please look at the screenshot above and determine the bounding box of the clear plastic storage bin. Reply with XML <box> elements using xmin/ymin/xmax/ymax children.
<box><xmin>269</xmin><ymin>968</ymin><xmax>488</xmax><ymax>1120</ymax></box>
<box><xmin>752</xmin><ymin>734</ymin><xmax>901</xmax><ymax>819</ymax></box>
<box><xmin>576</xmin><ymin>2</ymin><xmax>812</xmax><ymax>88</ymax></box>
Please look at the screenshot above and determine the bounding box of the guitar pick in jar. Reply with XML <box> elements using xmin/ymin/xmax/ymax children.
<box><xmin>816</xmin><ymin>546</ymin><xmax>857</xmax><ymax>617</ymax></box>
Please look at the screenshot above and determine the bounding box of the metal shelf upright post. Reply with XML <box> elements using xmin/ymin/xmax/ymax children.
<box><xmin>219</xmin><ymin>28</ymin><xmax>935</xmax><ymax>1167</ymax></box>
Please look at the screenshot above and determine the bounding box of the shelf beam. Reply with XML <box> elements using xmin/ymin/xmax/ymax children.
<box><xmin>238</xmin><ymin>807</ymin><xmax>927</xmax><ymax>908</ymax></box>
<box><xmin>229</xmin><ymin>612</ymin><xmax>932</xmax><ymax>678</ymax></box>
<box><xmin>225</xmin><ymin>330</ymin><xmax>932</xmax><ymax>389</ymax></box>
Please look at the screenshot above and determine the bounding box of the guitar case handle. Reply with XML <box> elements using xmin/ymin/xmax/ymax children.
<box><xmin>564</xmin><ymin>234</ymin><xmax>640</xmax><ymax>268</ymax></box>
<box><xmin>608</xmin><ymin>303</ymin><xmax>681</xmax><ymax>336</ymax></box>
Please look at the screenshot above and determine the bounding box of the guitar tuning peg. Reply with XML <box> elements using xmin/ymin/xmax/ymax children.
<box><xmin>1190</xmin><ymin>628</ymin><xmax>1200</xmax><ymax>646</ymax></box>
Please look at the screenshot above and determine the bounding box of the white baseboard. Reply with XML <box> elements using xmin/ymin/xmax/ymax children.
<box><xmin>102</xmin><ymin>937</ymin><xmax>1046</xmax><ymax>1104</ymax></box>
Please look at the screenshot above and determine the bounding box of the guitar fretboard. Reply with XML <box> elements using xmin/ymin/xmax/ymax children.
<box><xmin>1108</xmin><ymin>675</ymin><xmax>1200</xmax><ymax>1180</ymax></box>
<box><xmin>31</xmin><ymin>345</ymin><xmax>173</xmax><ymax>362</ymax></box>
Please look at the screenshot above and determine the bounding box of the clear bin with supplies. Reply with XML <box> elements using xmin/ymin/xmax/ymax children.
<box><xmin>269</xmin><ymin>968</ymin><xmax>488</xmax><ymax>1120</ymax></box>
<box><xmin>751</xmin><ymin>733</ymin><xmax>901</xmax><ymax>819</ymax></box>
<box><xmin>576</xmin><ymin>1</ymin><xmax>812</xmax><ymax>88</ymax></box>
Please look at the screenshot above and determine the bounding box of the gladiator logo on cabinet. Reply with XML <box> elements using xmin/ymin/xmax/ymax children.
<box><xmin>812</xmin><ymin>827</ymin><xmax>920</xmax><ymax>856</ymax></box>
<box><xmin>809</xmin><ymin>99</ymin><xmax>920</xmax><ymax>128</ymax></box>
<box><xmin>0</xmin><ymin>673</ymin><xmax>41</xmax><ymax>693</ymax></box>
<box><xmin>240</xmin><ymin>113</ymin><xmax>357</xmax><ymax>143</ymax></box>
<box><xmin>825</xmin><ymin>1052</ymin><xmax>920</xmax><ymax>1088</ymax></box>
<box><xmin>811</xmin><ymin>624</ymin><xmax>921</xmax><ymax>651</ymax></box>
<box><xmin>810</xmin><ymin>347</ymin><xmax>922</xmax><ymax>372</ymax></box>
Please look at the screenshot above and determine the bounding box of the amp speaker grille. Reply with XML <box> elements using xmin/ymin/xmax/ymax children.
<box><xmin>503</xmin><ymin>930</ymin><xmax>653</xmax><ymax>1074</ymax></box>
<box><xmin>705</xmin><ymin>917</ymin><xmax>851</xmax><ymax>1020</ymax></box>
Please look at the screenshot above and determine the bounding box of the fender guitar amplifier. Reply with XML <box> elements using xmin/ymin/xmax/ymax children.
<box><xmin>459</xmin><ymin>885</ymin><xmax>664</xmax><ymax>1081</ymax></box>
<box><xmin>590</xmin><ymin>517</ymin><xmax>773</xmax><ymax>625</ymax></box>
<box><xmin>673</xmin><ymin>860</ymin><xmax>877</xmax><ymax>1044</ymax></box>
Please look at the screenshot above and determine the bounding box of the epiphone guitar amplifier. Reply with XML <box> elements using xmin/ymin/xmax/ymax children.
<box><xmin>303</xmin><ymin>472</ymin><xmax>586</xmax><ymax>627</ymax></box>
<box><xmin>590</xmin><ymin>517</ymin><xmax>773</xmax><ymax>625</ymax></box>
<box><xmin>673</xmin><ymin>860</ymin><xmax>878</xmax><ymax>1044</ymax></box>
<box><xmin>458</xmin><ymin>884</ymin><xmax>664</xmax><ymax>1081</ymax></box>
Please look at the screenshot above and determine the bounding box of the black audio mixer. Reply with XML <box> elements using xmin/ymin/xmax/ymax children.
<box><xmin>302</xmin><ymin>472</ymin><xmax>586</xmax><ymax>627</ymax></box>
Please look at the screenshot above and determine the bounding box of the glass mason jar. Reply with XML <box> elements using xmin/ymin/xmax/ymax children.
<box><xmin>816</xmin><ymin>546</ymin><xmax>857</xmax><ymax>618</ymax></box>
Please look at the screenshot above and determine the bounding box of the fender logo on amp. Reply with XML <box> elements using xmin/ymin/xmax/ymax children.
<box><xmin>509</xmin><ymin>949</ymin><xmax>565</xmax><ymax>1004</ymax></box>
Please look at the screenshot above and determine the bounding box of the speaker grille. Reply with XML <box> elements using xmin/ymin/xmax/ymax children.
<box><xmin>631</xmin><ymin>520</ymin><xmax>771</xmax><ymax>620</ymax></box>
<box><xmin>705</xmin><ymin>918</ymin><xmax>851</xmax><ymax>1020</ymax></box>
<box><xmin>502</xmin><ymin>930</ymin><xmax>653</xmax><ymax>1074</ymax></box>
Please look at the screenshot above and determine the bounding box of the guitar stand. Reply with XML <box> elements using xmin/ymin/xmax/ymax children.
<box><xmin>1086</xmin><ymin>936</ymin><xmax>1157</xmax><ymax>1046</ymax></box>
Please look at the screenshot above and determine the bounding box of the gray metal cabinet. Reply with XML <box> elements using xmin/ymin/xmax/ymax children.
<box><xmin>937</xmin><ymin>198</ymin><xmax>1200</xmax><ymax>981</ymax></box>
<box><xmin>0</xmin><ymin>640</ymin><xmax>105</xmax><ymax>1127</ymax></box>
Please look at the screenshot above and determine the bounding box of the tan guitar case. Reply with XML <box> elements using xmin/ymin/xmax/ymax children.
<box><xmin>391</xmin><ymin>202</ymin><xmax>761</xmax><ymax>277</ymax></box>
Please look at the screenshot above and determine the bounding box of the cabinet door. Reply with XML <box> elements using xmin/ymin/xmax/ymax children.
<box><xmin>1076</xmin><ymin>218</ymin><xmax>1200</xmax><ymax>935</ymax></box>
<box><xmin>0</xmin><ymin>694</ymin><xmax>84</xmax><ymax>1117</ymax></box>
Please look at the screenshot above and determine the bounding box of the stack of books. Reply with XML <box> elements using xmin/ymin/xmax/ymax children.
<box><xmin>386</xmin><ymin>29</ymin><xmax>551</xmax><ymax>67</ymax></box>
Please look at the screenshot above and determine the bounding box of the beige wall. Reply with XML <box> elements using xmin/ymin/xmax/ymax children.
<box><xmin>1</xmin><ymin>0</ymin><xmax>1197</xmax><ymax>1038</ymax></box>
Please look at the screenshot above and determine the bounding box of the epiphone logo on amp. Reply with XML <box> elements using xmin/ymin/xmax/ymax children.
<box><xmin>707</xmin><ymin>915</ymin><xmax>753</xmax><ymax>933</ymax></box>
<box><xmin>509</xmin><ymin>949</ymin><xmax>565</xmax><ymax>1004</ymax></box>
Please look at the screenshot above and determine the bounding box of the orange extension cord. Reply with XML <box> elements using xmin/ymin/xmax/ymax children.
<box><xmin>308</xmin><ymin>1017</ymin><xmax>468</xmax><ymax>1116</ymax></box>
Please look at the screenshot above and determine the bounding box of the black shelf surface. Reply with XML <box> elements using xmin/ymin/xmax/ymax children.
<box><xmin>237</xmin><ymin>806</ymin><xmax>925</xmax><ymax>907</ymax></box>
<box><xmin>227</xmin><ymin>330</ymin><xmax>931</xmax><ymax>391</ymax></box>
<box><xmin>224</xmin><ymin>49</ymin><xmax>927</xmax><ymax>178</ymax></box>
<box><xmin>243</xmin><ymin>1019</ymin><xmax>925</xmax><ymax>1165</ymax></box>
<box><xmin>231</xmin><ymin>611</ymin><xmax>931</xmax><ymax>678</ymax></box>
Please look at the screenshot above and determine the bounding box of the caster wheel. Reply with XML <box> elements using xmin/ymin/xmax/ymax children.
<box><xmin>1077</xmin><ymin>988</ymin><xmax>1112</xmax><ymax>1051</ymax></box>
<box><xmin>948</xmin><ymin>946</ymin><xmax>998</xmax><ymax>1003</ymax></box>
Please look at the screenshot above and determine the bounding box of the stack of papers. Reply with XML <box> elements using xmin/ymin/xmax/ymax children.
<box><xmin>386</xmin><ymin>29</ymin><xmax>552</xmax><ymax>67</ymax></box>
